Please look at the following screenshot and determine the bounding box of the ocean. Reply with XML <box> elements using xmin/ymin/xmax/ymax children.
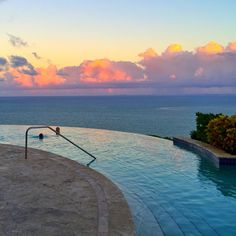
<box><xmin>0</xmin><ymin>95</ymin><xmax>235</xmax><ymax>137</ymax></box>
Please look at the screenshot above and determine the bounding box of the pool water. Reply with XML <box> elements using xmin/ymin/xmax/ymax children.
<box><xmin>1</xmin><ymin>125</ymin><xmax>236</xmax><ymax>236</ymax></box>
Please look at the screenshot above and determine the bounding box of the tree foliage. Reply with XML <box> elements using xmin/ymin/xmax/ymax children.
<box><xmin>190</xmin><ymin>112</ymin><xmax>222</xmax><ymax>143</ymax></box>
<box><xmin>207</xmin><ymin>115</ymin><xmax>236</xmax><ymax>154</ymax></box>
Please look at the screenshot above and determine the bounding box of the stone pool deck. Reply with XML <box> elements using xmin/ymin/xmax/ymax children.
<box><xmin>0</xmin><ymin>144</ymin><xmax>135</xmax><ymax>236</ymax></box>
<box><xmin>173</xmin><ymin>137</ymin><xmax>236</xmax><ymax>166</ymax></box>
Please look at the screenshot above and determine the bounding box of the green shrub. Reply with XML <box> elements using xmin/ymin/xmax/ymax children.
<box><xmin>190</xmin><ymin>130</ymin><xmax>198</xmax><ymax>140</ymax></box>
<box><xmin>207</xmin><ymin>115</ymin><xmax>236</xmax><ymax>154</ymax></box>
<box><xmin>190</xmin><ymin>112</ymin><xmax>222</xmax><ymax>142</ymax></box>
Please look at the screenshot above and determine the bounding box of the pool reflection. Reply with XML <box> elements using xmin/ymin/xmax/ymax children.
<box><xmin>198</xmin><ymin>157</ymin><xmax>236</xmax><ymax>198</ymax></box>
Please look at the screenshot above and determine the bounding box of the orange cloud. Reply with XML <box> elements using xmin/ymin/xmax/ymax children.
<box><xmin>79</xmin><ymin>59</ymin><xmax>133</xmax><ymax>83</ymax></box>
<box><xmin>34</xmin><ymin>65</ymin><xmax>65</xmax><ymax>86</ymax></box>
<box><xmin>164</xmin><ymin>44</ymin><xmax>183</xmax><ymax>55</ymax></box>
<box><xmin>11</xmin><ymin>65</ymin><xmax>65</xmax><ymax>87</ymax></box>
<box><xmin>196</xmin><ymin>41</ymin><xmax>224</xmax><ymax>55</ymax></box>
<box><xmin>1</xmin><ymin>40</ymin><xmax>236</xmax><ymax>96</ymax></box>
<box><xmin>11</xmin><ymin>68</ymin><xmax>33</xmax><ymax>87</ymax></box>
<box><xmin>139</xmin><ymin>48</ymin><xmax>158</xmax><ymax>59</ymax></box>
<box><xmin>226</xmin><ymin>42</ymin><xmax>236</xmax><ymax>52</ymax></box>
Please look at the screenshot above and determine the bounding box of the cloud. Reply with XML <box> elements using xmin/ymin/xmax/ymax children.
<box><xmin>169</xmin><ymin>74</ymin><xmax>177</xmax><ymax>80</ymax></box>
<box><xmin>0</xmin><ymin>57</ymin><xmax>8</xmax><ymax>76</ymax></box>
<box><xmin>34</xmin><ymin>65</ymin><xmax>65</xmax><ymax>86</ymax></box>
<box><xmin>32</xmin><ymin>52</ymin><xmax>41</xmax><ymax>60</ymax></box>
<box><xmin>139</xmin><ymin>41</ymin><xmax>236</xmax><ymax>91</ymax></box>
<box><xmin>7</xmin><ymin>65</ymin><xmax>65</xmax><ymax>88</ymax></box>
<box><xmin>140</xmin><ymin>50</ymin><xmax>196</xmax><ymax>83</ymax></box>
<box><xmin>7</xmin><ymin>34</ymin><xmax>28</xmax><ymax>48</ymax></box>
<box><xmin>0</xmin><ymin>57</ymin><xmax>7</xmax><ymax>66</ymax></box>
<box><xmin>10</xmin><ymin>69</ymin><xmax>34</xmax><ymax>87</ymax></box>
<box><xmin>60</xmin><ymin>59</ymin><xmax>145</xmax><ymax>84</ymax></box>
<box><xmin>226</xmin><ymin>42</ymin><xmax>236</xmax><ymax>52</ymax></box>
<box><xmin>138</xmin><ymin>48</ymin><xmax>158</xmax><ymax>60</ymax></box>
<box><xmin>80</xmin><ymin>59</ymin><xmax>133</xmax><ymax>83</ymax></box>
<box><xmin>21</xmin><ymin>64</ymin><xmax>38</xmax><ymax>76</ymax></box>
<box><xmin>194</xmin><ymin>67</ymin><xmax>204</xmax><ymax>77</ymax></box>
<box><xmin>9</xmin><ymin>55</ymin><xmax>37</xmax><ymax>76</ymax></box>
<box><xmin>10</xmin><ymin>55</ymin><xmax>28</xmax><ymax>67</ymax></box>
<box><xmin>164</xmin><ymin>44</ymin><xmax>183</xmax><ymax>56</ymax></box>
<box><xmin>196</xmin><ymin>41</ymin><xmax>224</xmax><ymax>55</ymax></box>
<box><xmin>1</xmin><ymin>41</ymin><xmax>236</xmax><ymax>95</ymax></box>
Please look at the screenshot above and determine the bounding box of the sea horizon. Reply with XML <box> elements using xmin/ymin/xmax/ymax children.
<box><xmin>0</xmin><ymin>94</ymin><xmax>235</xmax><ymax>137</ymax></box>
<box><xmin>1</xmin><ymin>93</ymin><xmax>236</xmax><ymax>98</ymax></box>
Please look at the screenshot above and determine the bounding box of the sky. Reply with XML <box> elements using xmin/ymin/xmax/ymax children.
<box><xmin>0</xmin><ymin>0</ymin><xmax>236</xmax><ymax>96</ymax></box>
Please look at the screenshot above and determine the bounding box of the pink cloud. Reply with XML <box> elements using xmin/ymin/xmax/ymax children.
<box><xmin>169</xmin><ymin>74</ymin><xmax>177</xmax><ymax>80</ymax></box>
<box><xmin>1</xmin><ymin>41</ymin><xmax>236</xmax><ymax>95</ymax></box>
<box><xmin>79</xmin><ymin>59</ymin><xmax>132</xmax><ymax>83</ymax></box>
<box><xmin>11</xmin><ymin>68</ymin><xmax>34</xmax><ymax>87</ymax></box>
<box><xmin>194</xmin><ymin>67</ymin><xmax>204</xmax><ymax>77</ymax></box>
<box><xmin>140</xmin><ymin>42</ymin><xmax>236</xmax><ymax>90</ymax></box>
<box><xmin>34</xmin><ymin>65</ymin><xmax>65</xmax><ymax>86</ymax></box>
<box><xmin>7</xmin><ymin>64</ymin><xmax>65</xmax><ymax>88</ymax></box>
<box><xmin>60</xmin><ymin>59</ymin><xmax>145</xmax><ymax>84</ymax></box>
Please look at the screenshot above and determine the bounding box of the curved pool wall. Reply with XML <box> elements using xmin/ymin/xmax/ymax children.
<box><xmin>1</xmin><ymin>125</ymin><xmax>236</xmax><ymax>235</ymax></box>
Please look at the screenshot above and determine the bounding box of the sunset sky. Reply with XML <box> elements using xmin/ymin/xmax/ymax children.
<box><xmin>0</xmin><ymin>0</ymin><xmax>236</xmax><ymax>96</ymax></box>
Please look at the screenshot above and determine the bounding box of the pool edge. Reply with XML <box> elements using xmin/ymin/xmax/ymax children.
<box><xmin>173</xmin><ymin>137</ymin><xmax>236</xmax><ymax>166</ymax></box>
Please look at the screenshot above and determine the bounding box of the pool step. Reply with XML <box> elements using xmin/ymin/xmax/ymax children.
<box><xmin>122</xmin><ymin>189</ymin><xmax>164</xmax><ymax>236</ymax></box>
<box><xmin>174</xmin><ymin>205</ymin><xmax>219</xmax><ymax>236</ymax></box>
<box><xmin>126</xmin><ymin>187</ymin><xmax>219</xmax><ymax>236</ymax></box>
<box><xmin>148</xmin><ymin>202</ymin><xmax>184</xmax><ymax>236</ymax></box>
<box><xmin>159</xmin><ymin>203</ymin><xmax>202</xmax><ymax>236</ymax></box>
<box><xmin>150</xmin><ymin>200</ymin><xmax>219</xmax><ymax>236</ymax></box>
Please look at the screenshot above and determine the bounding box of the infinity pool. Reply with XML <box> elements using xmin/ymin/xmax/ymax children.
<box><xmin>1</xmin><ymin>125</ymin><xmax>236</xmax><ymax>236</ymax></box>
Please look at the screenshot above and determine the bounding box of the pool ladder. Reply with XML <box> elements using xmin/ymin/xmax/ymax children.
<box><xmin>25</xmin><ymin>126</ymin><xmax>97</xmax><ymax>166</ymax></box>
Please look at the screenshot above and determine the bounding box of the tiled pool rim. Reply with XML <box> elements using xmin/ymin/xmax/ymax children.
<box><xmin>173</xmin><ymin>137</ymin><xmax>236</xmax><ymax>166</ymax></box>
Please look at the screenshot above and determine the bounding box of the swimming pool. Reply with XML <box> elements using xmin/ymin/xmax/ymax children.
<box><xmin>1</xmin><ymin>125</ymin><xmax>236</xmax><ymax>236</ymax></box>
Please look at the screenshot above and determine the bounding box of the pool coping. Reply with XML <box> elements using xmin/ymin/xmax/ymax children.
<box><xmin>173</xmin><ymin>137</ymin><xmax>236</xmax><ymax>166</ymax></box>
<box><xmin>0</xmin><ymin>143</ymin><xmax>135</xmax><ymax>235</ymax></box>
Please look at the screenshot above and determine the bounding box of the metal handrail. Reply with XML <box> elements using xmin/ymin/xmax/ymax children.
<box><xmin>25</xmin><ymin>126</ymin><xmax>96</xmax><ymax>166</ymax></box>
